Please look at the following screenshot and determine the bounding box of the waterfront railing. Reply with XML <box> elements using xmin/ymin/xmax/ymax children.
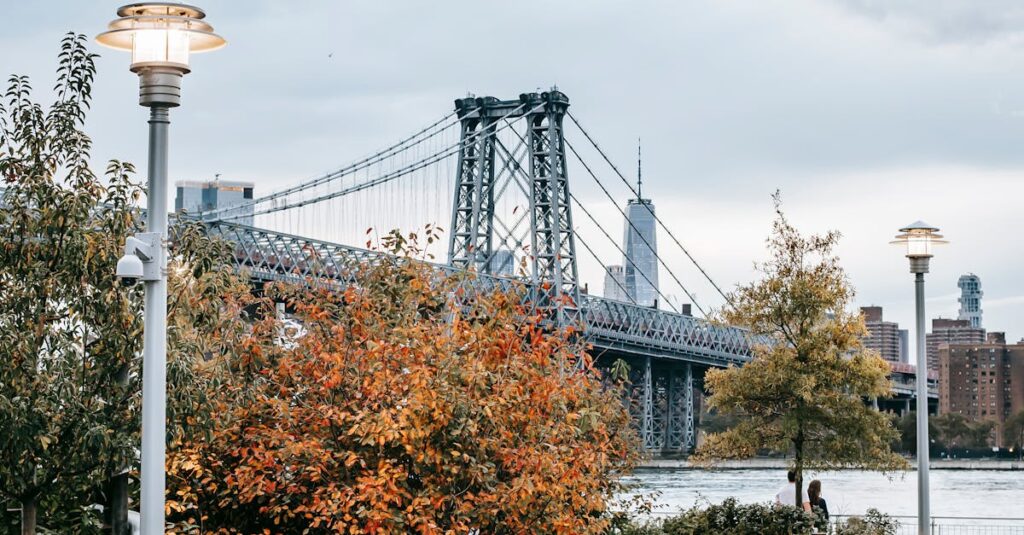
<box><xmin>830</xmin><ymin>515</ymin><xmax>1024</xmax><ymax>534</ymax></box>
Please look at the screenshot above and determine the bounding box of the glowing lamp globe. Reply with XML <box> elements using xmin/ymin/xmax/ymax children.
<box><xmin>96</xmin><ymin>3</ymin><xmax>225</xmax><ymax>106</ymax></box>
<box><xmin>891</xmin><ymin>221</ymin><xmax>947</xmax><ymax>273</ymax></box>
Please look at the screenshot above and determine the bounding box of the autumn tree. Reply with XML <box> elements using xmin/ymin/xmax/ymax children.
<box><xmin>165</xmin><ymin>229</ymin><xmax>641</xmax><ymax>534</ymax></box>
<box><xmin>693</xmin><ymin>194</ymin><xmax>908</xmax><ymax>508</ymax></box>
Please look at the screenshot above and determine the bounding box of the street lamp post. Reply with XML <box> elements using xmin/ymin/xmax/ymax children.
<box><xmin>97</xmin><ymin>5</ymin><xmax>224</xmax><ymax>533</ymax></box>
<box><xmin>891</xmin><ymin>221</ymin><xmax>947</xmax><ymax>535</ymax></box>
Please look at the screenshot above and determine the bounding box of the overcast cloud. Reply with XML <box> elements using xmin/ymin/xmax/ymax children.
<box><xmin>2</xmin><ymin>0</ymin><xmax>1022</xmax><ymax>350</ymax></box>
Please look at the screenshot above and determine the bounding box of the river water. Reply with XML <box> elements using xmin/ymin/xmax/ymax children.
<box><xmin>625</xmin><ymin>469</ymin><xmax>1024</xmax><ymax>519</ymax></box>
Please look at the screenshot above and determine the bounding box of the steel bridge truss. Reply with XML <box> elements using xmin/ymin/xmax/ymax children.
<box><xmin>625</xmin><ymin>357</ymin><xmax>696</xmax><ymax>454</ymax></box>
<box><xmin>448</xmin><ymin>91</ymin><xmax>580</xmax><ymax>324</ymax></box>
<box><xmin>199</xmin><ymin>220</ymin><xmax>756</xmax><ymax>364</ymax></box>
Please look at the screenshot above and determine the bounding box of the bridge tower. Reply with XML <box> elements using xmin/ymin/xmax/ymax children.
<box><xmin>447</xmin><ymin>90</ymin><xmax>695</xmax><ymax>455</ymax></box>
<box><xmin>448</xmin><ymin>90</ymin><xmax>580</xmax><ymax>322</ymax></box>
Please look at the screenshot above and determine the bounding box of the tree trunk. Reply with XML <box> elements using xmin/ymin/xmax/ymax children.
<box><xmin>21</xmin><ymin>495</ymin><xmax>36</xmax><ymax>535</ymax></box>
<box><xmin>794</xmin><ymin>426</ymin><xmax>804</xmax><ymax>509</ymax></box>
<box><xmin>108</xmin><ymin>472</ymin><xmax>129</xmax><ymax>535</ymax></box>
<box><xmin>109</xmin><ymin>363</ymin><xmax>130</xmax><ymax>535</ymax></box>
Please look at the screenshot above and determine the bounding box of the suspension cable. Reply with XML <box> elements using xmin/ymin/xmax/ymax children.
<box><xmin>220</xmin><ymin>103</ymin><xmax>538</xmax><ymax>222</ymax></box>
<box><xmin>204</xmin><ymin>112</ymin><xmax>458</xmax><ymax>220</ymax></box>
<box><xmin>222</xmin><ymin>144</ymin><xmax>464</xmax><ymax>221</ymax></box>
<box><xmin>566</xmin><ymin>110</ymin><xmax>733</xmax><ymax>306</ymax></box>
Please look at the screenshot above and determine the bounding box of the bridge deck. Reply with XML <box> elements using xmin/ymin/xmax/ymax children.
<box><xmin>200</xmin><ymin>220</ymin><xmax>936</xmax><ymax>398</ymax></box>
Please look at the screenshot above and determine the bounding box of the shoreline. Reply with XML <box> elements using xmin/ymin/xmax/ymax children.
<box><xmin>638</xmin><ymin>458</ymin><xmax>1024</xmax><ymax>470</ymax></box>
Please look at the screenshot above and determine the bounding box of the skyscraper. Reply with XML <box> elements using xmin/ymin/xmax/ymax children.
<box><xmin>957</xmin><ymin>273</ymin><xmax>983</xmax><ymax>328</ymax></box>
<box><xmin>175</xmin><ymin>179</ymin><xmax>255</xmax><ymax>225</ymax></box>
<box><xmin>621</xmin><ymin>141</ymin><xmax>659</xmax><ymax>307</ymax></box>
<box><xmin>603</xmin><ymin>265</ymin><xmax>629</xmax><ymax>302</ymax></box>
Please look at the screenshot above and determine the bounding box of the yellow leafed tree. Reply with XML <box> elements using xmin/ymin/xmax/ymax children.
<box><xmin>693</xmin><ymin>194</ymin><xmax>908</xmax><ymax>508</ymax></box>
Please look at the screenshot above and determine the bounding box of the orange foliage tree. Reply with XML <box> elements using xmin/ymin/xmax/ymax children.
<box><xmin>166</xmin><ymin>229</ymin><xmax>640</xmax><ymax>534</ymax></box>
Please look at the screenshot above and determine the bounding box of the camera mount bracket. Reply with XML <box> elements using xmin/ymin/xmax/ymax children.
<box><xmin>122</xmin><ymin>232</ymin><xmax>163</xmax><ymax>282</ymax></box>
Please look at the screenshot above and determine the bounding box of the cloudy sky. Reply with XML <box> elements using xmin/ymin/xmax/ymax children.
<box><xmin>3</xmin><ymin>0</ymin><xmax>1023</xmax><ymax>350</ymax></box>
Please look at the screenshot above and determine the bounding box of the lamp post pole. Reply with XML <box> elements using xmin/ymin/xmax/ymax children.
<box><xmin>892</xmin><ymin>221</ymin><xmax>946</xmax><ymax>535</ymax></box>
<box><xmin>141</xmin><ymin>98</ymin><xmax>171</xmax><ymax>535</ymax></box>
<box><xmin>913</xmin><ymin>266</ymin><xmax>929</xmax><ymax>535</ymax></box>
<box><xmin>97</xmin><ymin>5</ymin><xmax>225</xmax><ymax>533</ymax></box>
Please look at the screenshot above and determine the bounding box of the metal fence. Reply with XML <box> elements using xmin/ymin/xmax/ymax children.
<box><xmin>831</xmin><ymin>515</ymin><xmax>1024</xmax><ymax>534</ymax></box>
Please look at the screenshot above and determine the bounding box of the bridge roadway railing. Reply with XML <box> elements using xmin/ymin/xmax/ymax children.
<box><xmin>580</xmin><ymin>295</ymin><xmax>755</xmax><ymax>368</ymax></box>
<box><xmin>199</xmin><ymin>221</ymin><xmax>757</xmax><ymax>366</ymax></box>
<box><xmin>202</xmin><ymin>220</ymin><xmax>527</xmax><ymax>295</ymax></box>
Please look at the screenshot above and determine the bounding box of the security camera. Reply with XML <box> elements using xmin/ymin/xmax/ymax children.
<box><xmin>116</xmin><ymin>233</ymin><xmax>161</xmax><ymax>287</ymax></box>
<box><xmin>116</xmin><ymin>253</ymin><xmax>145</xmax><ymax>287</ymax></box>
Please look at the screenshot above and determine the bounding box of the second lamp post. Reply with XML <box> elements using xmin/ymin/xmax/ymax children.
<box><xmin>892</xmin><ymin>221</ymin><xmax>947</xmax><ymax>535</ymax></box>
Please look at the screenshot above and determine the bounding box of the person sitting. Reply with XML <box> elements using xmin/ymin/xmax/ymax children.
<box><xmin>803</xmin><ymin>479</ymin><xmax>829</xmax><ymax>521</ymax></box>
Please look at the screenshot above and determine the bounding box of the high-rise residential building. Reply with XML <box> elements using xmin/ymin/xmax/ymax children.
<box><xmin>861</xmin><ymin>306</ymin><xmax>901</xmax><ymax>363</ymax></box>
<box><xmin>603</xmin><ymin>265</ymin><xmax>629</xmax><ymax>302</ymax></box>
<box><xmin>927</xmin><ymin>318</ymin><xmax>986</xmax><ymax>375</ymax></box>
<box><xmin>175</xmin><ymin>179</ymin><xmax>255</xmax><ymax>225</ymax></box>
<box><xmin>957</xmin><ymin>273</ymin><xmax>983</xmax><ymax>329</ymax></box>
<box><xmin>939</xmin><ymin>338</ymin><xmax>1024</xmax><ymax>447</ymax></box>
<box><xmin>489</xmin><ymin>249</ymin><xmax>515</xmax><ymax>277</ymax></box>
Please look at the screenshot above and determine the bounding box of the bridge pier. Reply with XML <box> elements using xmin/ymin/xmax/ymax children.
<box><xmin>665</xmin><ymin>363</ymin><xmax>695</xmax><ymax>452</ymax></box>
<box><xmin>626</xmin><ymin>358</ymin><xmax>696</xmax><ymax>455</ymax></box>
<box><xmin>641</xmin><ymin>356</ymin><xmax>656</xmax><ymax>451</ymax></box>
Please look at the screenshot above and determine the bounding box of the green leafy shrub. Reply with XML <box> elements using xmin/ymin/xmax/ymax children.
<box><xmin>834</xmin><ymin>509</ymin><xmax>899</xmax><ymax>535</ymax></box>
<box><xmin>607</xmin><ymin>497</ymin><xmax>818</xmax><ymax>535</ymax></box>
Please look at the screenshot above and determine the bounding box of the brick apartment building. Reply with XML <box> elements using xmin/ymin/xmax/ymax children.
<box><xmin>927</xmin><ymin>318</ymin><xmax>986</xmax><ymax>375</ymax></box>
<box><xmin>939</xmin><ymin>333</ymin><xmax>1024</xmax><ymax>447</ymax></box>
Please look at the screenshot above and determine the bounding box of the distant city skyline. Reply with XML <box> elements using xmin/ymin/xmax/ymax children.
<box><xmin>3</xmin><ymin>0</ymin><xmax>1021</xmax><ymax>348</ymax></box>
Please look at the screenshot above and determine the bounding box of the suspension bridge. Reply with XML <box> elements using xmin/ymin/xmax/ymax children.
<box><xmin>192</xmin><ymin>89</ymin><xmax>934</xmax><ymax>455</ymax></box>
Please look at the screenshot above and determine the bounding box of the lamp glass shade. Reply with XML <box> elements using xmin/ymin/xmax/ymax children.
<box><xmin>906</xmin><ymin>234</ymin><xmax>932</xmax><ymax>257</ymax></box>
<box><xmin>891</xmin><ymin>221</ymin><xmax>947</xmax><ymax>259</ymax></box>
<box><xmin>96</xmin><ymin>3</ymin><xmax>225</xmax><ymax>72</ymax></box>
<box><xmin>132</xmin><ymin>28</ymin><xmax>190</xmax><ymax>67</ymax></box>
